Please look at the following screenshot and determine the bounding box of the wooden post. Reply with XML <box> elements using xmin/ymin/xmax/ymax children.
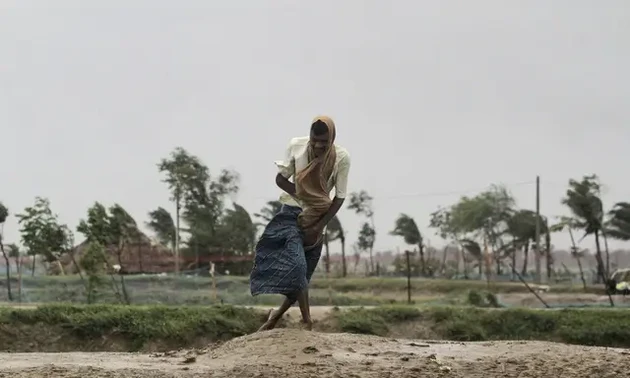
<box><xmin>535</xmin><ymin>175</ymin><xmax>541</xmax><ymax>284</ymax></box>
<box><xmin>406</xmin><ymin>250</ymin><xmax>412</xmax><ymax>304</ymax></box>
<box><xmin>210</xmin><ymin>263</ymin><xmax>217</xmax><ymax>301</ymax></box>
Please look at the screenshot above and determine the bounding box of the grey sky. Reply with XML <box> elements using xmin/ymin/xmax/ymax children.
<box><xmin>1</xmin><ymin>1</ymin><xmax>629</xmax><ymax>254</ymax></box>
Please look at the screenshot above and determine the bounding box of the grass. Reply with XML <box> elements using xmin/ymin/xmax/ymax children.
<box><xmin>1</xmin><ymin>303</ymin><xmax>629</xmax><ymax>353</ymax></box>
<box><xmin>335</xmin><ymin>305</ymin><xmax>630</xmax><ymax>348</ymax></box>
<box><xmin>0</xmin><ymin>304</ymin><xmax>264</xmax><ymax>352</ymax></box>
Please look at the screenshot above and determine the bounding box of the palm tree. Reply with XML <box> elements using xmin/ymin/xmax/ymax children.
<box><xmin>561</xmin><ymin>175</ymin><xmax>608</xmax><ymax>284</ymax></box>
<box><xmin>606</xmin><ymin>202</ymin><xmax>630</xmax><ymax>241</ymax></box>
<box><xmin>390</xmin><ymin>214</ymin><xmax>425</xmax><ymax>275</ymax></box>
<box><xmin>507</xmin><ymin>210</ymin><xmax>549</xmax><ymax>278</ymax></box>
<box><xmin>507</xmin><ymin>210</ymin><xmax>535</xmax><ymax>276</ymax></box>
<box><xmin>324</xmin><ymin>215</ymin><xmax>345</xmax><ymax>276</ymax></box>
<box><xmin>550</xmin><ymin>216</ymin><xmax>587</xmax><ymax>291</ymax></box>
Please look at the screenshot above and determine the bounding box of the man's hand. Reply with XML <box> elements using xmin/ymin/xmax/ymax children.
<box><xmin>303</xmin><ymin>222</ymin><xmax>325</xmax><ymax>246</ymax></box>
<box><xmin>275</xmin><ymin>173</ymin><xmax>296</xmax><ymax>197</ymax></box>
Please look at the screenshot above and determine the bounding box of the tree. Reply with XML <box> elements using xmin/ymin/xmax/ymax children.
<box><xmin>390</xmin><ymin>214</ymin><xmax>425</xmax><ymax>275</ymax></box>
<box><xmin>506</xmin><ymin>210</ymin><xmax>549</xmax><ymax>278</ymax></box>
<box><xmin>348</xmin><ymin>190</ymin><xmax>376</xmax><ymax>273</ymax></box>
<box><xmin>460</xmin><ymin>239</ymin><xmax>483</xmax><ymax>276</ymax></box>
<box><xmin>561</xmin><ymin>175</ymin><xmax>608</xmax><ymax>285</ymax></box>
<box><xmin>0</xmin><ymin>202</ymin><xmax>13</xmax><ymax>301</ymax></box>
<box><xmin>107</xmin><ymin>204</ymin><xmax>139</xmax><ymax>303</ymax></box>
<box><xmin>326</xmin><ymin>215</ymin><xmax>346</xmax><ymax>277</ymax></box>
<box><xmin>6</xmin><ymin>244</ymin><xmax>22</xmax><ymax>301</ymax></box>
<box><xmin>550</xmin><ymin>216</ymin><xmax>587</xmax><ymax>291</ymax></box>
<box><xmin>158</xmin><ymin>146</ymin><xmax>241</xmax><ymax>273</ymax></box>
<box><xmin>146</xmin><ymin>207</ymin><xmax>176</xmax><ymax>249</ymax></box>
<box><xmin>158</xmin><ymin>147</ymin><xmax>211</xmax><ymax>274</ymax></box>
<box><xmin>429</xmin><ymin>207</ymin><xmax>468</xmax><ymax>277</ymax></box>
<box><xmin>606</xmin><ymin>202</ymin><xmax>630</xmax><ymax>241</ymax></box>
<box><xmin>180</xmin><ymin>169</ymin><xmax>240</xmax><ymax>270</ymax></box>
<box><xmin>217</xmin><ymin>203</ymin><xmax>257</xmax><ymax>253</ymax></box>
<box><xmin>16</xmin><ymin>197</ymin><xmax>72</xmax><ymax>277</ymax></box>
<box><xmin>77</xmin><ymin>202</ymin><xmax>139</xmax><ymax>304</ymax></box>
<box><xmin>79</xmin><ymin>241</ymin><xmax>108</xmax><ymax>304</ymax></box>
<box><xmin>444</xmin><ymin>185</ymin><xmax>516</xmax><ymax>277</ymax></box>
<box><xmin>356</xmin><ymin>222</ymin><xmax>376</xmax><ymax>274</ymax></box>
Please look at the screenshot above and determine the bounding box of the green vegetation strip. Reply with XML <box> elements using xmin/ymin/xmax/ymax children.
<box><xmin>1</xmin><ymin>304</ymin><xmax>629</xmax><ymax>352</ymax></box>
<box><xmin>336</xmin><ymin>306</ymin><xmax>630</xmax><ymax>348</ymax></box>
<box><xmin>0</xmin><ymin>304</ymin><xmax>264</xmax><ymax>352</ymax></box>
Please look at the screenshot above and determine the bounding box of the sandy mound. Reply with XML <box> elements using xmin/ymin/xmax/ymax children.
<box><xmin>0</xmin><ymin>329</ymin><xmax>628</xmax><ymax>377</ymax></box>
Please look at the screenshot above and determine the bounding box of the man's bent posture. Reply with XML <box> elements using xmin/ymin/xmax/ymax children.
<box><xmin>249</xmin><ymin>116</ymin><xmax>350</xmax><ymax>331</ymax></box>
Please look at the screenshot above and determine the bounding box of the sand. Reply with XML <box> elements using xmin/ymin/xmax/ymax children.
<box><xmin>0</xmin><ymin>328</ymin><xmax>628</xmax><ymax>378</ymax></box>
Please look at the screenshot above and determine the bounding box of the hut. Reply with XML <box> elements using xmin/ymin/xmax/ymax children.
<box><xmin>59</xmin><ymin>231</ymin><xmax>178</xmax><ymax>275</ymax></box>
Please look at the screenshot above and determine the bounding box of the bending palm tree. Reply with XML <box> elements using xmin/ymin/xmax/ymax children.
<box><xmin>561</xmin><ymin>175</ymin><xmax>613</xmax><ymax>306</ymax></box>
<box><xmin>562</xmin><ymin>175</ymin><xmax>608</xmax><ymax>283</ymax></box>
<box><xmin>390</xmin><ymin>214</ymin><xmax>425</xmax><ymax>275</ymax></box>
<box><xmin>550</xmin><ymin>216</ymin><xmax>587</xmax><ymax>291</ymax></box>
<box><xmin>606</xmin><ymin>202</ymin><xmax>630</xmax><ymax>241</ymax></box>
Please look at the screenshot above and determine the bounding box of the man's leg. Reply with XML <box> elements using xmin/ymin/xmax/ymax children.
<box><xmin>295</xmin><ymin>288</ymin><xmax>312</xmax><ymax>330</ymax></box>
<box><xmin>258</xmin><ymin>287</ymin><xmax>311</xmax><ymax>332</ymax></box>
<box><xmin>257</xmin><ymin>243</ymin><xmax>322</xmax><ymax>332</ymax></box>
<box><xmin>258</xmin><ymin>294</ymin><xmax>297</xmax><ymax>331</ymax></box>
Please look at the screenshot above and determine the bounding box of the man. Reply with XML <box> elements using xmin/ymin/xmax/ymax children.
<box><xmin>249</xmin><ymin>115</ymin><xmax>350</xmax><ymax>331</ymax></box>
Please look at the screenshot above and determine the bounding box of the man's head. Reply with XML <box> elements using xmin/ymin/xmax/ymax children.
<box><xmin>310</xmin><ymin>118</ymin><xmax>332</xmax><ymax>158</ymax></box>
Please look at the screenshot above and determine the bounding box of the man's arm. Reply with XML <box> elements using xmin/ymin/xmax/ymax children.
<box><xmin>314</xmin><ymin>153</ymin><xmax>351</xmax><ymax>230</ymax></box>
<box><xmin>274</xmin><ymin>139</ymin><xmax>297</xmax><ymax>198</ymax></box>
<box><xmin>276</xmin><ymin>173</ymin><xmax>296</xmax><ymax>197</ymax></box>
<box><xmin>314</xmin><ymin>197</ymin><xmax>345</xmax><ymax>229</ymax></box>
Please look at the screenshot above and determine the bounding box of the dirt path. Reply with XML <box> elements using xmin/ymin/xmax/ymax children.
<box><xmin>1</xmin><ymin>328</ymin><xmax>628</xmax><ymax>378</ymax></box>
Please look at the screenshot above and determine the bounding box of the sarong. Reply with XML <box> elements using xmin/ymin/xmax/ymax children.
<box><xmin>250</xmin><ymin>205</ymin><xmax>322</xmax><ymax>300</ymax></box>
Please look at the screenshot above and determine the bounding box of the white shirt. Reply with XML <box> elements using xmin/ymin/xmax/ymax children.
<box><xmin>275</xmin><ymin>136</ymin><xmax>351</xmax><ymax>208</ymax></box>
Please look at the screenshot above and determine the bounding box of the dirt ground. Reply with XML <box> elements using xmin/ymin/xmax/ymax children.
<box><xmin>0</xmin><ymin>328</ymin><xmax>628</xmax><ymax>378</ymax></box>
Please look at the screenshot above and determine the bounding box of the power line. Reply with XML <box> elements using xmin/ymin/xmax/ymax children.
<box><xmin>371</xmin><ymin>180</ymin><xmax>536</xmax><ymax>200</ymax></box>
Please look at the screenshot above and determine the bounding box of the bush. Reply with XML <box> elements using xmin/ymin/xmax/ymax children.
<box><xmin>0</xmin><ymin>304</ymin><xmax>263</xmax><ymax>351</ymax></box>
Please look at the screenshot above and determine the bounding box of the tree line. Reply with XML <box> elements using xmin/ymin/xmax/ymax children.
<box><xmin>388</xmin><ymin>176</ymin><xmax>630</xmax><ymax>291</ymax></box>
<box><xmin>1</xmin><ymin>147</ymin><xmax>630</xmax><ymax>303</ymax></box>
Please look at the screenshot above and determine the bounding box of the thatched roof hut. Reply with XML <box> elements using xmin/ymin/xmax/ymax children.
<box><xmin>59</xmin><ymin>231</ymin><xmax>178</xmax><ymax>274</ymax></box>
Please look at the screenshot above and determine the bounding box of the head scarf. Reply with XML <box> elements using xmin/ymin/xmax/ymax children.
<box><xmin>295</xmin><ymin>116</ymin><xmax>337</xmax><ymax>238</ymax></box>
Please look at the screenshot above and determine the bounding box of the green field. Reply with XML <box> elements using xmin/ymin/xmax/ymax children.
<box><xmin>0</xmin><ymin>274</ymin><xmax>606</xmax><ymax>307</ymax></box>
<box><xmin>0</xmin><ymin>304</ymin><xmax>628</xmax><ymax>353</ymax></box>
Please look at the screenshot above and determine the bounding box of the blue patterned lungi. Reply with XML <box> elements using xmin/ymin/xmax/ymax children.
<box><xmin>250</xmin><ymin>205</ymin><xmax>322</xmax><ymax>301</ymax></box>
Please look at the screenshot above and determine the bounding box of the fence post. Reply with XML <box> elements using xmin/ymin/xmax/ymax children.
<box><xmin>406</xmin><ymin>250</ymin><xmax>411</xmax><ymax>304</ymax></box>
<box><xmin>210</xmin><ymin>263</ymin><xmax>217</xmax><ymax>302</ymax></box>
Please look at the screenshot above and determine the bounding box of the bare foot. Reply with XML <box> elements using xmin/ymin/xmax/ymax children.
<box><xmin>301</xmin><ymin>318</ymin><xmax>313</xmax><ymax>331</ymax></box>
<box><xmin>257</xmin><ymin>309</ymin><xmax>281</xmax><ymax>332</ymax></box>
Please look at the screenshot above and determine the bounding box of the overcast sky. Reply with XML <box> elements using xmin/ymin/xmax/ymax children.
<box><xmin>1</xmin><ymin>1</ymin><xmax>629</xmax><ymax>255</ymax></box>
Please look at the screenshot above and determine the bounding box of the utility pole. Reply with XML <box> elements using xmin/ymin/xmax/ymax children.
<box><xmin>534</xmin><ymin>176</ymin><xmax>541</xmax><ymax>284</ymax></box>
